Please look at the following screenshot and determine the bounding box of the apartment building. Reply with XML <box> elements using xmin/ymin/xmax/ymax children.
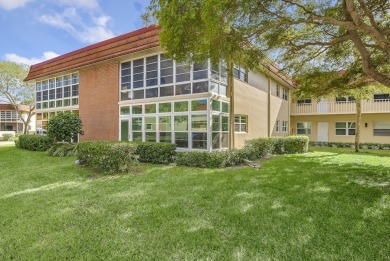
<box><xmin>290</xmin><ymin>95</ymin><xmax>390</xmax><ymax>143</ymax></box>
<box><xmin>24</xmin><ymin>25</ymin><xmax>294</xmax><ymax>151</ymax></box>
<box><xmin>0</xmin><ymin>104</ymin><xmax>36</xmax><ymax>134</ymax></box>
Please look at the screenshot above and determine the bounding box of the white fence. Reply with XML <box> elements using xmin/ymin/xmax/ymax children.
<box><xmin>291</xmin><ymin>100</ymin><xmax>390</xmax><ymax>115</ymax></box>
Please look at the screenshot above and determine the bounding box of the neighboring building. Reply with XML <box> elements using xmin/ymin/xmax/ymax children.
<box><xmin>290</xmin><ymin>94</ymin><xmax>390</xmax><ymax>143</ymax></box>
<box><xmin>24</xmin><ymin>25</ymin><xmax>294</xmax><ymax>151</ymax></box>
<box><xmin>0</xmin><ymin>104</ymin><xmax>36</xmax><ymax>134</ymax></box>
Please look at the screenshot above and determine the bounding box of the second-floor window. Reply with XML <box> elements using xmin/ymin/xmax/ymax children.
<box><xmin>336</xmin><ymin>96</ymin><xmax>355</xmax><ymax>103</ymax></box>
<box><xmin>121</xmin><ymin>54</ymin><xmax>211</xmax><ymax>101</ymax></box>
<box><xmin>282</xmin><ymin>88</ymin><xmax>288</xmax><ymax>101</ymax></box>
<box><xmin>374</xmin><ymin>93</ymin><xmax>390</xmax><ymax>101</ymax></box>
<box><xmin>233</xmin><ymin>65</ymin><xmax>247</xmax><ymax>82</ymax></box>
<box><xmin>276</xmin><ymin>85</ymin><xmax>280</xmax><ymax>97</ymax></box>
<box><xmin>297</xmin><ymin>99</ymin><xmax>312</xmax><ymax>105</ymax></box>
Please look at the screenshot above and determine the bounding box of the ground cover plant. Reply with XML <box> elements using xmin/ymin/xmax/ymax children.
<box><xmin>0</xmin><ymin>145</ymin><xmax>389</xmax><ymax>260</ymax></box>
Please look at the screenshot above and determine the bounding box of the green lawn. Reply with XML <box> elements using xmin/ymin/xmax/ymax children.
<box><xmin>0</xmin><ymin>146</ymin><xmax>389</xmax><ymax>260</ymax></box>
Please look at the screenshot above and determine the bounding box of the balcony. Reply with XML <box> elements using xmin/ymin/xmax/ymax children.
<box><xmin>291</xmin><ymin>99</ymin><xmax>390</xmax><ymax>115</ymax></box>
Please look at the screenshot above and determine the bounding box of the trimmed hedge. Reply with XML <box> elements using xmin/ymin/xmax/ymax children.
<box><xmin>309</xmin><ymin>141</ymin><xmax>390</xmax><ymax>150</ymax></box>
<box><xmin>76</xmin><ymin>141</ymin><xmax>138</xmax><ymax>174</ymax></box>
<box><xmin>176</xmin><ymin>149</ymin><xmax>247</xmax><ymax>168</ymax></box>
<box><xmin>15</xmin><ymin>135</ymin><xmax>53</xmax><ymax>151</ymax></box>
<box><xmin>176</xmin><ymin>136</ymin><xmax>309</xmax><ymax>169</ymax></box>
<box><xmin>135</xmin><ymin>142</ymin><xmax>176</xmax><ymax>163</ymax></box>
<box><xmin>244</xmin><ymin>136</ymin><xmax>309</xmax><ymax>157</ymax></box>
<box><xmin>47</xmin><ymin>143</ymin><xmax>77</xmax><ymax>157</ymax></box>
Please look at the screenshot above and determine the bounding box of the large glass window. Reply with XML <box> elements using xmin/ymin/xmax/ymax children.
<box><xmin>160</xmin><ymin>54</ymin><xmax>173</xmax><ymax>85</ymax></box>
<box><xmin>176</xmin><ymin>62</ymin><xmax>191</xmax><ymax>83</ymax></box>
<box><xmin>132</xmin><ymin>117</ymin><xmax>143</xmax><ymax>142</ymax></box>
<box><xmin>175</xmin><ymin>115</ymin><xmax>189</xmax><ymax>148</ymax></box>
<box><xmin>133</xmin><ymin>59</ymin><xmax>144</xmax><ymax>89</ymax></box>
<box><xmin>35</xmin><ymin>73</ymin><xmax>79</xmax><ymax>110</ymax></box>
<box><xmin>146</xmin><ymin>55</ymin><xmax>158</xmax><ymax>87</ymax></box>
<box><xmin>145</xmin><ymin>116</ymin><xmax>157</xmax><ymax>142</ymax></box>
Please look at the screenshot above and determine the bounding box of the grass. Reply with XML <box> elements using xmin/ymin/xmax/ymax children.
<box><xmin>0</xmin><ymin>146</ymin><xmax>389</xmax><ymax>260</ymax></box>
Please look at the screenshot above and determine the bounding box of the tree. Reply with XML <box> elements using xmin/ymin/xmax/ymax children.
<box><xmin>296</xmin><ymin>70</ymin><xmax>387</xmax><ymax>152</ymax></box>
<box><xmin>0</xmin><ymin>61</ymin><xmax>35</xmax><ymax>134</ymax></box>
<box><xmin>47</xmin><ymin>112</ymin><xmax>84</xmax><ymax>143</ymax></box>
<box><xmin>144</xmin><ymin>0</ymin><xmax>390</xmax><ymax>89</ymax></box>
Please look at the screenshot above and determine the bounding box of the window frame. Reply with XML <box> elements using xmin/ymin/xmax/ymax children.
<box><xmin>335</xmin><ymin>121</ymin><xmax>356</xmax><ymax>136</ymax></box>
<box><xmin>234</xmin><ymin>115</ymin><xmax>248</xmax><ymax>133</ymax></box>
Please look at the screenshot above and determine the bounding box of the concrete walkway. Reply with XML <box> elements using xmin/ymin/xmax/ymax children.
<box><xmin>0</xmin><ymin>141</ymin><xmax>15</xmax><ymax>146</ymax></box>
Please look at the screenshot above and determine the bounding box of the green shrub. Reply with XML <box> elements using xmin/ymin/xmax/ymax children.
<box><xmin>281</xmin><ymin>136</ymin><xmax>309</xmax><ymax>154</ymax></box>
<box><xmin>176</xmin><ymin>149</ymin><xmax>246</xmax><ymax>168</ymax></box>
<box><xmin>76</xmin><ymin>141</ymin><xmax>138</xmax><ymax>174</ymax></box>
<box><xmin>243</xmin><ymin>138</ymin><xmax>274</xmax><ymax>159</ymax></box>
<box><xmin>47</xmin><ymin>143</ymin><xmax>77</xmax><ymax>157</ymax></box>
<box><xmin>47</xmin><ymin>112</ymin><xmax>84</xmax><ymax>142</ymax></box>
<box><xmin>1</xmin><ymin>133</ymin><xmax>14</xmax><ymax>141</ymax></box>
<box><xmin>244</xmin><ymin>136</ymin><xmax>309</xmax><ymax>159</ymax></box>
<box><xmin>16</xmin><ymin>135</ymin><xmax>53</xmax><ymax>151</ymax></box>
<box><xmin>309</xmin><ymin>141</ymin><xmax>390</xmax><ymax>150</ymax></box>
<box><xmin>135</xmin><ymin>142</ymin><xmax>176</xmax><ymax>163</ymax></box>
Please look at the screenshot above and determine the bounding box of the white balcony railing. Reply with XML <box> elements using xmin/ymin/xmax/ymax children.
<box><xmin>291</xmin><ymin>99</ymin><xmax>390</xmax><ymax>115</ymax></box>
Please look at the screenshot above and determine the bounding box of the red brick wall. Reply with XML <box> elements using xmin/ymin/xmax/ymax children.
<box><xmin>79</xmin><ymin>61</ymin><xmax>119</xmax><ymax>141</ymax></box>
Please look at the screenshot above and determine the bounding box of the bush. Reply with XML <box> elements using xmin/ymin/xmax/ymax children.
<box><xmin>0</xmin><ymin>133</ymin><xmax>14</xmax><ymax>141</ymax></box>
<box><xmin>280</xmin><ymin>136</ymin><xmax>309</xmax><ymax>154</ymax></box>
<box><xmin>47</xmin><ymin>143</ymin><xmax>77</xmax><ymax>157</ymax></box>
<box><xmin>176</xmin><ymin>149</ymin><xmax>247</xmax><ymax>168</ymax></box>
<box><xmin>243</xmin><ymin>138</ymin><xmax>274</xmax><ymax>159</ymax></box>
<box><xmin>47</xmin><ymin>112</ymin><xmax>83</xmax><ymax>142</ymax></box>
<box><xmin>76</xmin><ymin>141</ymin><xmax>138</xmax><ymax>174</ymax></box>
<box><xmin>309</xmin><ymin>141</ymin><xmax>390</xmax><ymax>150</ymax></box>
<box><xmin>15</xmin><ymin>135</ymin><xmax>53</xmax><ymax>151</ymax></box>
<box><xmin>135</xmin><ymin>142</ymin><xmax>176</xmax><ymax>164</ymax></box>
<box><xmin>244</xmin><ymin>136</ymin><xmax>309</xmax><ymax>159</ymax></box>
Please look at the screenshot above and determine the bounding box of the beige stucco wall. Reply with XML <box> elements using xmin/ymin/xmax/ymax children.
<box><xmin>233</xmin><ymin>79</ymin><xmax>268</xmax><ymax>148</ymax></box>
<box><xmin>233</xmin><ymin>74</ymin><xmax>292</xmax><ymax>148</ymax></box>
<box><xmin>291</xmin><ymin>113</ymin><xmax>390</xmax><ymax>143</ymax></box>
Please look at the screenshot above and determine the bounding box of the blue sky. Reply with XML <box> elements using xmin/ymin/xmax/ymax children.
<box><xmin>0</xmin><ymin>0</ymin><xmax>151</xmax><ymax>65</ymax></box>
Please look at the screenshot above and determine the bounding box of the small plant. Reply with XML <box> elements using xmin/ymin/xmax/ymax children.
<box><xmin>47</xmin><ymin>143</ymin><xmax>77</xmax><ymax>157</ymax></box>
<box><xmin>0</xmin><ymin>133</ymin><xmax>13</xmax><ymax>141</ymax></box>
<box><xmin>47</xmin><ymin>112</ymin><xmax>84</xmax><ymax>143</ymax></box>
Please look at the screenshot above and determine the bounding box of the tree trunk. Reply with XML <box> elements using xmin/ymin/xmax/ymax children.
<box><xmin>228</xmin><ymin>60</ymin><xmax>235</xmax><ymax>150</ymax></box>
<box><xmin>355</xmin><ymin>99</ymin><xmax>362</xmax><ymax>152</ymax></box>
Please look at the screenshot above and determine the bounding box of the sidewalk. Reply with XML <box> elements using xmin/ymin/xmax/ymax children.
<box><xmin>0</xmin><ymin>141</ymin><xmax>15</xmax><ymax>146</ymax></box>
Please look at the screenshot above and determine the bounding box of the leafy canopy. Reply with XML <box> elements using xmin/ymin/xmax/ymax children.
<box><xmin>145</xmin><ymin>0</ymin><xmax>390</xmax><ymax>89</ymax></box>
<box><xmin>47</xmin><ymin>112</ymin><xmax>84</xmax><ymax>143</ymax></box>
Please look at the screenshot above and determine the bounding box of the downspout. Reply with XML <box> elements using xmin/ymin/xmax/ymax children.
<box><xmin>228</xmin><ymin>60</ymin><xmax>235</xmax><ymax>149</ymax></box>
<box><xmin>267</xmin><ymin>75</ymin><xmax>271</xmax><ymax>137</ymax></box>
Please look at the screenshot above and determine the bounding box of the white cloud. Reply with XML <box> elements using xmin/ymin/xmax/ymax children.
<box><xmin>57</xmin><ymin>0</ymin><xmax>99</xmax><ymax>10</ymax></box>
<box><xmin>5</xmin><ymin>51</ymin><xmax>60</xmax><ymax>65</ymax></box>
<box><xmin>0</xmin><ymin>0</ymin><xmax>33</xmax><ymax>10</ymax></box>
<box><xmin>38</xmin><ymin>8</ymin><xmax>115</xmax><ymax>44</ymax></box>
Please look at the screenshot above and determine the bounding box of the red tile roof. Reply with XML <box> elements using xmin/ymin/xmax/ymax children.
<box><xmin>25</xmin><ymin>25</ymin><xmax>160</xmax><ymax>81</ymax></box>
<box><xmin>24</xmin><ymin>24</ymin><xmax>294</xmax><ymax>88</ymax></box>
<box><xmin>0</xmin><ymin>104</ymin><xmax>31</xmax><ymax>112</ymax></box>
